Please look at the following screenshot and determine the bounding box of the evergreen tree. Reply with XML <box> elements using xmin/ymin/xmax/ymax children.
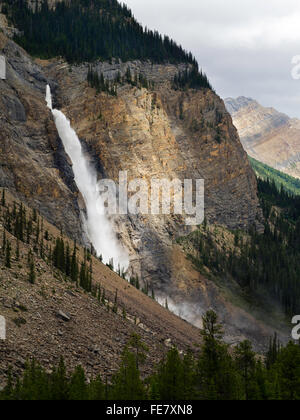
<box><xmin>70</xmin><ymin>245</ymin><xmax>79</xmax><ymax>283</ymax></box>
<box><xmin>234</xmin><ymin>340</ymin><xmax>260</xmax><ymax>400</ymax></box>
<box><xmin>1</xmin><ymin>189</ymin><xmax>5</xmax><ymax>207</ymax></box>
<box><xmin>50</xmin><ymin>357</ymin><xmax>69</xmax><ymax>400</ymax></box>
<box><xmin>88</xmin><ymin>375</ymin><xmax>104</xmax><ymax>400</ymax></box>
<box><xmin>197</xmin><ymin>311</ymin><xmax>240</xmax><ymax>400</ymax></box>
<box><xmin>5</xmin><ymin>240</ymin><xmax>11</xmax><ymax>268</ymax></box>
<box><xmin>28</xmin><ymin>260</ymin><xmax>36</xmax><ymax>284</ymax></box>
<box><xmin>273</xmin><ymin>342</ymin><xmax>300</xmax><ymax>400</ymax></box>
<box><xmin>111</xmin><ymin>348</ymin><xmax>146</xmax><ymax>400</ymax></box>
<box><xmin>16</xmin><ymin>239</ymin><xmax>20</xmax><ymax>261</ymax></box>
<box><xmin>127</xmin><ymin>333</ymin><xmax>149</xmax><ymax>370</ymax></box>
<box><xmin>69</xmin><ymin>366</ymin><xmax>88</xmax><ymax>400</ymax></box>
<box><xmin>5</xmin><ymin>0</ymin><xmax>201</xmax><ymax>69</ymax></box>
<box><xmin>151</xmin><ymin>347</ymin><xmax>185</xmax><ymax>400</ymax></box>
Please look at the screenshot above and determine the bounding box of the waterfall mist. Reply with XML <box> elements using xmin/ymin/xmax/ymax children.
<box><xmin>46</xmin><ymin>85</ymin><xmax>129</xmax><ymax>271</ymax></box>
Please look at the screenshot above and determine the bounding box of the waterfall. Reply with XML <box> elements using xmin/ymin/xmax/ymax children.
<box><xmin>46</xmin><ymin>85</ymin><xmax>129</xmax><ymax>272</ymax></box>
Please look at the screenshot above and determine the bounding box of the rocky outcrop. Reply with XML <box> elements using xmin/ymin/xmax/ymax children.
<box><xmin>0</xmin><ymin>32</ymin><xmax>272</xmax><ymax>348</ymax></box>
<box><xmin>0</xmin><ymin>31</ymin><xmax>82</xmax><ymax>240</ymax></box>
<box><xmin>0</xmin><ymin>191</ymin><xmax>202</xmax><ymax>385</ymax></box>
<box><xmin>225</xmin><ymin>96</ymin><xmax>300</xmax><ymax>178</ymax></box>
<box><xmin>44</xmin><ymin>61</ymin><xmax>262</xmax><ymax>293</ymax></box>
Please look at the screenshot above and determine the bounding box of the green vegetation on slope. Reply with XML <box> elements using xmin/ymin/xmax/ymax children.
<box><xmin>3</xmin><ymin>0</ymin><xmax>193</xmax><ymax>65</ymax></box>
<box><xmin>2</xmin><ymin>0</ymin><xmax>212</xmax><ymax>90</ymax></box>
<box><xmin>180</xmin><ymin>178</ymin><xmax>300</xmax><ymax>316</ymax></box>
<box><xmin>1</xmin><ymin>311</ymin><xmax>300</xmax><ymax>400</ymax></box>
<box><xmin>249</xmin><ymin>156</ymin><xmax>300</xmax><ymax>196</ymax></box>
<box><xmin>173</xmin><ymin>66</ymin><xmax>213</xmax><ymax>91</ymax></box>
<box><xmin>0</xmin><ymin>188</ymin><xmax>132</xmax><ymax>318</ymax></box>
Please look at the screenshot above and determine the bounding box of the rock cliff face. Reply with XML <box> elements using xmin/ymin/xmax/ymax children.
<box><xmin>44</xmin><ymin>60</ymin><xmax>261</xmax><ymax>288</ymax></box>
<box><xmin>225</xmin><ymin>96</ymin><xmax>300</xmax><ymax>178</ymax></box>
<box><xmin>0</xmin><ymin>29</ymin><xmax>275</xmax><ymax>347</ymax></box>
<box><xmin>42</xmin><ymin>61</ymin><xmax>285</xmax><ymax>349</ymax></box>
<box><xmin>0</xmin><ymin>191</ymin><xmax>202</xmax><ymax>385</ymax></box>
<box><xmin>0</xmin><ymin>31</ymin><xmax>82</xmax><ymax>240</ymax></box>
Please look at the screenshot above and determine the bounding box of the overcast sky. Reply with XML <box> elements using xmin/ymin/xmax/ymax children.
<box><xmin>124</xmin><ymin>0</ymin><xmax>300</xmax><ymax>118</ymax></box>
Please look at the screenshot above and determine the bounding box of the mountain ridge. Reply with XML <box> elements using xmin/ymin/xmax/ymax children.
<box><xmin>225</xmin><ymin>96</ymin><xmax>300</xmax><ymax>179</ymax></box>
<box><xmin>0</xmin><ymin>1</ymin><xmax>287</xmax><ymax>366</ymax></box>
<box><xmin>0</xmin><ymin>188</ymin><xmax>202</xmax><ymax>386</ymax></box>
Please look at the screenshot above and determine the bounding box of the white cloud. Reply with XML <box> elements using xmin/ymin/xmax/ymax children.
<box><xmin>124</xmin><ymin>0</ymin><xmax>300</xmax><ymax>117</ymax></box>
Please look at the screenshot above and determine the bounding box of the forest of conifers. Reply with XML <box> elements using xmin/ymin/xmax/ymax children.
<box><xmin>249</xmin><ymin>157</ymin><xmax>300</xmax><ymax>196</ymax></box>
<box><xmin>1</xmin><ymin>312</ymin><xmax>300</xmax><ymax>400</ymax></box>
<box><xmin>2</xmin><ymin>0</ymin><xmax>197</xmax><ymax>65</ymax></box>
<box><xmin>185</xmin><ymin>178</ymin><xmax>300</xmax><ymax>316</ymax></box>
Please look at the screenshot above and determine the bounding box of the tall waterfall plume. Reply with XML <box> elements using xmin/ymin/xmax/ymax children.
<box><xmin>46</xmin><ymin>85</ymin><xmax>129</xmax><ymax>271</ymax></box>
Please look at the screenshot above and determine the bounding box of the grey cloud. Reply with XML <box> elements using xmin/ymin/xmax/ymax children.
<box><xmin>124</xmin><ymin>0</ymin><xmax>300</xmax><ymax>117</ymax></box>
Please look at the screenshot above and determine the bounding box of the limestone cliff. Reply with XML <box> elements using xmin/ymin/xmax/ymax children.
<box><xmin>0</xmin><ymin>30</ymin><xmax>275</xmax><ymax>347</ymax></box>
<box><xmin>38</xmin><ymin>60</ymin><xmax>282</xmax><ymax>350</ymax></box>
<box><xmin>0</xmin><ymin>31</ymin><xmax>82</xmax><ymax>240</ymax></box>
<box><xmin>44</xmin><ymin>60</ymin><xmax>261</xmax><ymax>283</ymax></box>
<box><xmin>225</xmin><ymin>96</ymin><xmax>300</xmax><ymax>179</ymax></box>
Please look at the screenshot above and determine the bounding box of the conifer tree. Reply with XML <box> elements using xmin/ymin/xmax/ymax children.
<box><xmin>127</xmin><ymin>333</ymin><xmax>149</xmax><ymax>370</ymax></box>
<box><xmin>68</xmin><ymin>366</ymin><xmax>88</xmax><ymax>401</ymax></box>
<box><xmin>88</xmin><ymin>375</ymin><xmax>104</xmax><ymax>401</ymax></box>
<box><xmin>113</xmin><ymin>289</ymin><xmax>118</xmax><ymax>313</ymax></box>
<box><xmin>1</xmin><ymin>189</ymin><xmax>5</xmax><ymax>207</ymax></box>
<box><xmin>70</xmin><ymin>245</ymin><xmax>79</xmax><ymax>283</ymax></box>
<box><xmin>50</xmin><ymin>357</ymin><xmax>69</xmax><ymax>400</ymax></box>
<box><xmin>235</xmin><ymin>340</ymin><xmax>259</xmax><ymax>400</ymax></box>
<box><xmin>5</xmin><ymin>240</ymin><xmax>11</xmax><ymax>268</ymax></box>
<box><xmin>2</xmin><ymin>230</ymin><xmax>6</xmax><ymax>256</ymax></box>
<box><xmin>16</xmin><ymin>239</ymin><xmax>20</xmax><ymax>261</ymax></box>
<box><xmin>111</xmin><ymin>348</ymin><xmax>146</xmax><ymax>400</ymax></box>
<box><xmin>28</xmin><ymin>260</ymin><xmax>36</xmax><ymax>284</ymax></box>
<box><xmin>151</xmin><ymin>347</ymin><xmax>184</xmax><ymax>400</ymax></box>
<box><xmin>197</xmin><ymin>311</ymin><xmax>240</xmax><ymax>400</ymax></box>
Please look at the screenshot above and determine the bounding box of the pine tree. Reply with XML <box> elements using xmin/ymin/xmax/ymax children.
<box><xmin>101</xmin><ymin>289</ymin><xmax>106</xmax><ymax>305</ymax></box>
<box><xmin>97</xmin><ymin>285</ymin><xmax>101</xmax><ymax>303</ymax></box>
<box><xmin>127</xmin><ymin>333</ymin><xmax>149</xmax><ymax>370</ymax></box>
<box><xmin>113</xmin><ymin>289</ymin><xmax>118</xmax><ymax>313</ymax></box>
<box><xmin>2</xmin><ymin>230</ymin><xmax>6</xmax><ymax>256</ymax></box>
<box><xmin>65</xmin><ymin>244</ymin><xmax>71</xmax><ymax>277</ymax></box>
<box><xmin>197</xmin><ymin>311</ymin><xmax>240</xmax><ymax>400</ymax></box>
<box><xmin>111</xmin><ymin>348</ymin><xmax>146</xmax><ymax>400</ymax></box>
<box><xmin>68</xmin><ymin>366</ymin><xmax>88</xmax><ymax>400</ymax></box>
<box><xmin>28</xmin><ymin>260</ymin><xmax>36</xmax><ymax>284</ymax></box>
<box><xmin>50</xmin><ymin>357</ymin><xmax>69</xmax><ymax>400</ymax></box>
<box><xmin>2</xmin><ymin>367</ymin><xmax>13</xmax><ymax>400</ymax></box>
<box><xmin>152</xmin><ymin>347</ymin><xmax>184</xmax><ymax>400</ymax></box>
<box><xmin>1</xmin><ymin>189</ymin><xmax>5</xmax><ymax>207</ymax></box>
<box><xmin>88</xmin><ymin>375</ymin><xmax>104</xmax><ymax>401</ymax></box>
<box><xmin>16</xmin><ymin>239</ymin><xmax>20</xmax><ymax>261</ymax></box>
<box><xmin>122</xmin><ymin>307</ymin><xmax>127</xmax><ymax>319</ymax></box>
<box><xmin>5</xmin><ymin>241</ymin><xmax>11</xmax><ymax>268</ymax></box>
<box><xmin>70</xmin><ymin>245</ymin><xmax>78</xmax><ymax>283</ymax></box>
<box><xmin>273</xmin><ymin>341</ymin><xmax>300</xmax><ymax>400</ymax></box>
<box><xmin>234</xmin><ymin>340</ymin><xmax>259</xmax><ymax>400</ymax></box>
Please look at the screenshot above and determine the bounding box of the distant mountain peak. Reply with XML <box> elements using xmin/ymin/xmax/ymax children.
<box><xmin>225</xmin><ymin>96</ymin><xmax>300</xmax><ymax>179</ymax></box>
<box><xmin>224</xmin><ymin>96</ymin><xmax>257</xmax><ymax>114</ymax></box>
